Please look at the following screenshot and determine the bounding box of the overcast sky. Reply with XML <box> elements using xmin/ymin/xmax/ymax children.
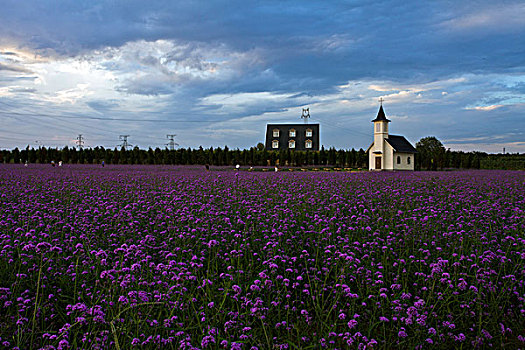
<box><xmin>1</xmin><ymin>0</ymin><xmax>524</xmax><ymax>152</ymax></box>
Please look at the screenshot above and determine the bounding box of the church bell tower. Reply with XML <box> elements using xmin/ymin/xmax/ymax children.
<box><xmin>371</xmin><ymin>99</ymin><xmax>390</xmax><ymax>170</ymax></box>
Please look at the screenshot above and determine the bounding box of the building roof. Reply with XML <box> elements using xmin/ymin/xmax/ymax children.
<box><xmin>267</xmin><ymin>123</ymin><xmax>319</xmax><ymax>129</ymax></box>
<box><xmin>385</xmin><ymin>135</ymin><xmax>417</xmax><ymax>153</ymax></box>
<box><xmin>371</xmin><ymin>105</ymin><xmax>391</xmax><ymax>123</ymax></box>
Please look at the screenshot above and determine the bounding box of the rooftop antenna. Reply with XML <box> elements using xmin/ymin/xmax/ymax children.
<box><xmin>301</xmin><ymin>108</ymin><xmax>310</xmax><ymax>124</ymax></box>
<box><xmin>76</xmin><ymin>134</ymin><xmax>84</xmax><ymax>150</ymax></box>
<box><xmin>119</xmin><ymin>135</ymin><xmax>131</xmax><ymax>150</ymax></box>
<box><xmin>166</xmin><ymin>134</ymin><xmax>179</xmax><ymax>151</ymax></box>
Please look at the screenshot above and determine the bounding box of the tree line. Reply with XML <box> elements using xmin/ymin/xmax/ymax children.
<box><xmin>0</xmin><ymin>145</ymin><xmax>369</xmax><ymax>168</ymax></box>
<box><xmin>415</xmin><ymin>136</ymin><xmax>524</xmax><ymax>170</ymax></box>
<box><xmin>0</xmin><ymin>137</ymin><xmax>523</xmax><ymax>170</ymax></box>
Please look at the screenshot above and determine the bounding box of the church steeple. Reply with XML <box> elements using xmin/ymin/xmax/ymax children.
<box><xmin>372</xmin><ymin>99</ymin><xmax>390</xmax><ymax>137</ymax></box>
<box><xmin>371</xmin><ymin>99</ymin><xmax>391</xmax><ymax>123</ymax></box>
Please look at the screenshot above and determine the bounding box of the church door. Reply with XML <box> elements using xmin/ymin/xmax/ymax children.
<box><xmin>375</xmin><ymin>157</ymin><xmax>381</xmax><ymax>170</ymax></box>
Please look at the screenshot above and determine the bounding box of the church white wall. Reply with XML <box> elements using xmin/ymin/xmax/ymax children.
<box><xmin>374</xmin><ymin>132</ymin><xmax>385</xmax><ymax>152</ymax></box>
<box><xmin>369</xmin><ymin>138</ymin><xmax>386</xmax><ymax>170</ymax></box>
<box><xmin>368</xmin><ymin>143</ymin><xmax>394</xmax><ymax>170</ymax></box>
<box><xmin>383</xmin><ymin>143</ymin><xmax>394</xmax><ymax>170</ymax></box>
<box><xmin>368</xmin><ymin>147</ymin><xmax>376</xmax><ymax>170</ymax></box>
<box><xmin>368</xmin><ymin>147</ymin><xmax>415</xmax><ymax>171</ymax></box>
<box><xmin>393</xmin><ymin>152</ymin><xmax>415</xmax><ymax>170</ymax></box>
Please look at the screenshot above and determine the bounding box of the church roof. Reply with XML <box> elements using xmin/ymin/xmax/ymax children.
<box><xmin>385</xmin><ymin>135</ymin><xmax>417</xmax><ymax>153</ymax></box>
<box><xmin>371</xmin><ymin>105</ymin><xmax>391</xmax><ymax>122</ymax></box>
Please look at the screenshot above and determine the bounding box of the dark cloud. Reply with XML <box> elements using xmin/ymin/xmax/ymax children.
<box><xmin>0</xmin><ymin>62</ymin><xmax>33</xmax><ymax>73</ymax></box>
<box><xmin>0</xmin><ymin>76</ymin><xmax>36</xmax><ymax>84</ymax></box>
<box><xmin>2</xmin><ymin>0</ymin><xmax>524</xmax><ymax>84</ymax></box>
<box><xmin>115</xmin><ymin>75</ymin><xmax>175</xmax><ymax>96</ymax></box>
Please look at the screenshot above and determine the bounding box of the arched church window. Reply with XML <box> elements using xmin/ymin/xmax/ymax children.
<box><xmin>407</xmin><ymin>157</ymin><xmax>411</xmax><ymax>164</ymax></box>
<box><xmin>397</xmin><ymin>156</ymin><xmax>401</xmax><ymax>164</ymax></box>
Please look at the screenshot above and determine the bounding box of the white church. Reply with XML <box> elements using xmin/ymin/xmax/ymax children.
<box><xmin>366</xmin><ymin>103</ymin><xmax>416</xmax><ymax>171</ymax></box>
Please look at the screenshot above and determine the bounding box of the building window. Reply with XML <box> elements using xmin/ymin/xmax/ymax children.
<box><xmin>305</xmin><ymin>140</ymin><xmax>312</xmax><ymax>149</ymax></box>
<box><xmin>397</xmin><ymin>156</ymin><xmax>401</xmax><ymax>164</ymax></box>
<box><xmin>385</xmin><ymin>123</ymin><xmax>388</xmax><ymax>132</ymax></box>
<box><xmin>273</xmin><ymin>129</ymin><xmax>280</xmax><ymax>137</ymax></box>
<box><xmin>407</xmin><ymin>157</ymin><xmax>411</xmax><ymax>164</ymax></box>
<box><xmin>305</xmin><ymin>128</ymin><xmax>312</xmax><ymax>137</ymax></box>
<box><xmin>288</xmin><ymin>140</ymin><xmax>295</xmax><ymax>149</ymax></box>
<box><xmin>376</xmin><ymin>123</ymin><xmax>380</xmax><ymax>132</ymax></box>
<box><xmin>289</xmin><ymin>129</ymin><xmax>296</xmax><ymax>137</ymax></box>
<box><xmin>272</xmin><ymin>140</ymin><xmax>279</xmax><ymax>149</ymax></box>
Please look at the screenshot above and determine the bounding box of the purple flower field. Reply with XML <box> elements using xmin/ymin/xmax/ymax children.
<box><xmin>0</xmin><ymin>165</ymin><xmax>524</xmax><ymax>349</ymax></box>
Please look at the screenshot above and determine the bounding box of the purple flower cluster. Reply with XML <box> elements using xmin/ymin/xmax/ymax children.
<box><xmin>0</xmin><ymin>165</ymin><xmax>524</xmax><ymax>349</ymax></box>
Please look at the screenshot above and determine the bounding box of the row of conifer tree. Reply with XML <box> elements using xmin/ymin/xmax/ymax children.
<box><xmin>0</xmin><ymin>144</ymin><xmax>522</xmax><ymax>170</ymax></box>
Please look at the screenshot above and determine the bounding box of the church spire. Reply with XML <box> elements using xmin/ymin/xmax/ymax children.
<box><xmin>371</xmin><ymin>99</ymin><xmax>391</xmax><ymax>123</ymax></box>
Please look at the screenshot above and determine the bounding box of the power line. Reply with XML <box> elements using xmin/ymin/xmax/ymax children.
<box><xmin>0</xmin><ymin>108</ymin><xmax>223</xmax><ymax>124</ymax></box>
<box><xmin>311</xmin><ymin>118</ymin><xmax>370</xmax><ymax>137</ymax></box>
<box><xmin>0</xmin><ymin>99</ymin><xmax>226</xmax><ymax>123</ymax></box>
<box><xmin>4</xmin><ymin>111</ymin><xmax>113</xmax><ymax>137</ymax></box>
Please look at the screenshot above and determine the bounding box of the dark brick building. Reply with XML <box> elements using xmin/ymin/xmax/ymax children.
<box><xmin>265</xmin><ymin>124</ymin><xmax>320</xmax><ymax>151</ymax></box>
